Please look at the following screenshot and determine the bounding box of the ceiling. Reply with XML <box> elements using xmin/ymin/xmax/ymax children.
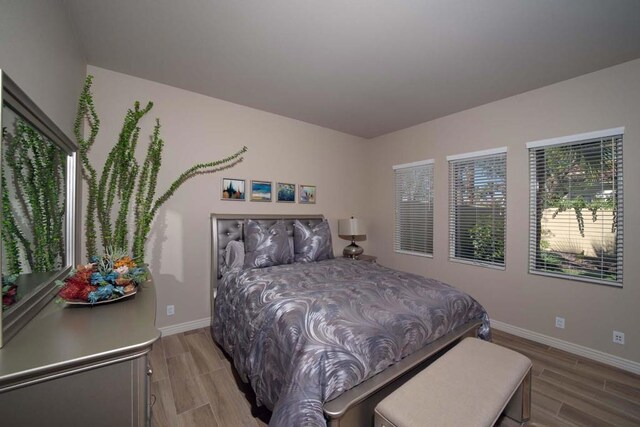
<box><xmin>64</xmin><ymin>0</ymin><xmax>640</xmax><ymax>139</ymax></box>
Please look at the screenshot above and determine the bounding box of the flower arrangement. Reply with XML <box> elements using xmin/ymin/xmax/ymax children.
<box><xmin>57</xmin><ymin>248</ymin><xmax>147</xmax><ymax>304</ymax></box>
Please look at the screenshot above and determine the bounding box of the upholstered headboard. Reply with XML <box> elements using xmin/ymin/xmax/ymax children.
<box><xmin>209</xmin><ymin>213</ymin><xmax>325</xmax><ymax>292</ymax></box>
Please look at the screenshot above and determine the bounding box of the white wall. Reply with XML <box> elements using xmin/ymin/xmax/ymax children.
<box><xmin>0</xmin><ymin>0</ymin><xmax>86</xmax><ymax>138</ymax></box>
<box><xmin>366</xmin><ymin>59</ymin><xmax>640</xmax><ymax>362</ymax></box>
<box><xmin>84</xmin><ymin>66</ymin><xmax>368</xmax><ymax>328</ymax></box>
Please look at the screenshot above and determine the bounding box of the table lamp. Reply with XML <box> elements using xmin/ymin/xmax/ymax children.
<box><xmin>338</xmin><ymin>217</ymin><xmax>366</xmax><ymax>258</ymax></box>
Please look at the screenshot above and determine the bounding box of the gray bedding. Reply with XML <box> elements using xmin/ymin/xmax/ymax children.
<box><xmin>213</xmin><ymin>258</ymin><xmax>490</xmax><ymax>426</ymax></box>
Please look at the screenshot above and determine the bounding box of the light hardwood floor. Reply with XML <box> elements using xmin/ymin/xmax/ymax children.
<box><xmin>149</xmin><ymin>327</ymin><xmax>640</xmax><ymax>426</ymax></box>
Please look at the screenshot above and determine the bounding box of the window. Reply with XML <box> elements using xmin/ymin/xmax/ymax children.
<box><xmin>527</xmin><ymin>128</ymin><xmax>623</xmax><ymax>286</ymax></box>
<box><xmin>394</xmin><ymin>160</ymin><xmax>434</xmax><ymax>256</ymax></box>
<box><xmin>448</xmin><ymin>148</ymin><xmax>507</xmax><ymax>268</ymax></box>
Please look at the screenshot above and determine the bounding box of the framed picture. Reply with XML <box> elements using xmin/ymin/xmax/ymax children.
<box><xmin>221</xmin><ymin>178</ymin><xmax>245</xmax><ymax>200</ymax></box>
<box><xmin>299</xmin><ymin>185</ymin><xmax>316</xmax><ymax>204</ymax></box>
<box><xmin>251</xmin><ymin>180</ymin><xmax>272</xmax><ymax>202</ymax></box>
<box><xmin>276</xmin><ymin>182</ymin><xmax>295</xmax><ymax>203</ymax></box>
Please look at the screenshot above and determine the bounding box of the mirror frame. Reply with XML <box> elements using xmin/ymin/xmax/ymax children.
<box><xmin>0</xmin><ymin>70</ymin><xmax>77</xmax><ymax>347</ymax></box>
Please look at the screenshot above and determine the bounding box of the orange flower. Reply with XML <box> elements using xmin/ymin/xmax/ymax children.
<box><xmin>114</xmin><ymin>256</ymin><xmax>136</xmax><ymax>269</ymax></box>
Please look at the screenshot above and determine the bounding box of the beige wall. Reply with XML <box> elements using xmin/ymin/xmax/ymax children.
<box><xmin>3</xmin><ymin>0</ymin><xmax>638</xmax><ymax>369</ymax></box>
<box><xmin>366</xmin><ymin>59</ymin><xmax>640</xmax><ymax>362</ymax></box>
<box><xmin>86</xmin><ymin>60</ymin><xmax>640</xmax><ymax>361</ymax></box>
<box><xmin>84</xmin><ymin>66</ymin><xmax>368</xmax><ymax>328</ymax></box>
<box><xmin>0</xmin><ymin>0</ymin><xmax>86</xmax><ymax>138</ymax></box>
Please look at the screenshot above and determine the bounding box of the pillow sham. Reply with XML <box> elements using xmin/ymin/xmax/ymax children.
<box><xmin>293</xmin><ymin>219</ymin><xmax>334</xmax><ymax>263</ymax></box>
<box><xmin>244</xmin><ymin>220</ymin><xmax>293</xmax><ymax>268</ymax></box>
<box><xmin>221</xmin><ymin>240</ymin><xmax>245</xmax><ymax>275</ymax></box>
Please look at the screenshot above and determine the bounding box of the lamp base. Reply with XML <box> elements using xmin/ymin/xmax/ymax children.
<box><xmin>343</xmin><ymin>243</ymin><xmax>363</xmax><ymax>258</ymax></box>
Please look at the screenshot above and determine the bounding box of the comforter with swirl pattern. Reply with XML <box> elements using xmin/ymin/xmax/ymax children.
<box><xmin>213</xmin><ymin>258</ymin><xmax>490</xmax><ymax>426</ymax></box>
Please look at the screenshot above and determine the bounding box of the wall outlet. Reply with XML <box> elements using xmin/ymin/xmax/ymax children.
<box><xmin>167</xmin><ymin>305</ymin><xmax>175</xmax><ymax>316</ymax></box>
<box><xmin>555</xmin><ymin>316</ymin><xmax>565</xmax><ymax>329</ymax></box>
<box><xmin>613</xmin><ymin>331</ymin><xmax>625</xmax><ymax>345</ymax></box>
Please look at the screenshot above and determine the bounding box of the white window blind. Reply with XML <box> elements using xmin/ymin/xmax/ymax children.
<box><xmin>448</xmin><ymin>149</ymin><xmax>507</xmax><ymax>267</ymax></box>
<box><xmin>528</xmin><ymin>131</ymin><xmax>623</xmax><ymax>286</ymax></box>
<box><xmin>394</xmin><ymin>160</ymin><xmax>434</xmax><ymax>256</ymax></box>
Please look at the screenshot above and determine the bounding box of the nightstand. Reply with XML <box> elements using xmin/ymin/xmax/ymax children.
<box><xmin>354</xmin><ymin>254</ymin><xmax>377</xmax><ymax>263</ymax></box>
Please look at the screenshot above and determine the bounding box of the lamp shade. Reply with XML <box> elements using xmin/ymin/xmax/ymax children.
<box><xmin>338</xmin><ymin>217</ymin><xmax>366</xmax><ymax>236</ymax></box>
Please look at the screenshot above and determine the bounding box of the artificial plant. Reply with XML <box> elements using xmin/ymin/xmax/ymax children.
<box><xmin>74</xmin><ymin>76</ymin><xmax>247</xmax><ymax>263</ymax></box>
<box><xmin>1</xmin><ymin>119</ymin><xmax>66</xmax><ymax>275</ymax></box>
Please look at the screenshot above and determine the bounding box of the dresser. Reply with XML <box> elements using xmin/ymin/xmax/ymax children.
<box><xmin>0</xmin><ymin>278</ymin><xmax>160</xmax><ymax>426</ymax></box>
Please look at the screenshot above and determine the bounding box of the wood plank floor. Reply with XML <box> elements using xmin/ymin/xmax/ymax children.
<box><xmin>149</xmin><ymin>327</ymin><xmax>640</xmax><ymax>426</ymax></box>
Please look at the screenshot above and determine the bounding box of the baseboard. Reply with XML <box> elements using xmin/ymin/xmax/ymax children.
<box><xmin>159</xmin><ymin>317</ymin><xmax>211</xmax><ymax>337</ymax></box>
<box><xmin>491</xmin><ymin>319</ymin><xmax>640</xmax><ymax>375</ymax></box>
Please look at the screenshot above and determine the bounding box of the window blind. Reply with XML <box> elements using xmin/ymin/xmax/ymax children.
<box><xmin>448</xmin><ymin>150</ymin><xmax>507</xmax><ymax>267</ymax></box>
<box><xmin>394</xmin><ymin>160</ymin><xmax>434</xmax><ymax>256</ymax></box>
<box><xmin>528</xmin><ymin>133</ymin><xmax>623</xmax><ymax>286</ymax></box>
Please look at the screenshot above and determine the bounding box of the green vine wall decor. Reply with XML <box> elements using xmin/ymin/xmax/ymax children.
<box><xmin>1</xmin><ymin>119</ymin><xmax>66</xmax><ymax>275</ymax></box>
<box><xmin>74</xmin><ymin>76</ymin><xmax>247</xmax><ymax>263</ymax></box>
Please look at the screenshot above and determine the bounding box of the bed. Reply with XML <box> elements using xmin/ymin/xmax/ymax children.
<box><xmin>210</xmin><ymin>213</ymin><xmax>490</xmax><ymax>427</ymax></box>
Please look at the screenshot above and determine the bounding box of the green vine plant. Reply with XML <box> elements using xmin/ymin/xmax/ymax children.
<box><xmin>542</xmin><ymin>143</ymin><xmax>618</xmax><ymax>238</ymax></box>
<box><xmin>1</xmin><ymin>119</ymin><xmax>66</xmax><ymax>275</ymax></box>
<box><xmin>2</xmin><ymin>172</ymin><xmax>26</xmax><ymax>275</ymax></box>
<box><xmin>74</xmin><ymin>76</ymin><xmax>247</xmax><ymax>263</ymax></box>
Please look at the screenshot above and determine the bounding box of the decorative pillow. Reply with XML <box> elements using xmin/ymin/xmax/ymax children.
<box><xmin>243</xmin><ymin>220</ymin><xmax>293</xmax><ymax>268</ymax></box>
<box><xmin>293</xmin><ymin>219</ymin><xmax>334</xmax><ymax>263</ymax></box>
<box><xmin>221</xmin><ymin>240</ymin><xmax>245</xmax><ymax>275</ymax></box>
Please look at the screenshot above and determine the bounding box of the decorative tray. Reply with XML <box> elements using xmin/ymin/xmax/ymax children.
<box><xmin>64</xmin><ymin>289</ymin><xmax>137</xmax><ymax>306</ymax></box>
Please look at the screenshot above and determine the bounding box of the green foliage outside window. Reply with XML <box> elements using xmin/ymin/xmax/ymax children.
<box><xmin>541</xmin><ymin>142</ymin><xmax>617</xmax><ymax>237</ymax></box>
<box><xmin>533</xmin><ymin>138</ymin><xmax>620</xmax><ymax>282</ymax></box>
<box><xmin>469</xmin><ymin>221</ymin><xmax>504</xmax><ymax>265</ymax></box>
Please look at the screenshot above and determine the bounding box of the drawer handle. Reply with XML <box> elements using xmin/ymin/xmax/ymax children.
<box><xmin>147</xmin><ymin>367</ymin><xmax>153</xmax><ymax>376</ymax></box>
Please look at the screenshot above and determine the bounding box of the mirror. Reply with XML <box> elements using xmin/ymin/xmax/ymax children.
<box><xmin>0</xmin><ymin>70</ymin><xmax>77</xmax><ymax>347</ymax></box>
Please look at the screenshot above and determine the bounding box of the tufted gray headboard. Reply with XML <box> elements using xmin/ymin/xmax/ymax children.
<box><xmin>210</xmin><ymin>213</ymin><xmax>325</xmax><ymax>294</ymax></box>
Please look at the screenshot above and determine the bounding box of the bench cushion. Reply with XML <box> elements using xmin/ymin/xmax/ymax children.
<box><xmin>375</xmin><ymin>337</ymin><xmax>532</xmax><ymax>427</ymax></box>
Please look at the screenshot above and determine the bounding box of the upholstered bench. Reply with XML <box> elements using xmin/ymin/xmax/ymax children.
<box><xmin>374</xmin><ymin>337</ymin><xmax>532</xmax><ymax>427</ymax></box>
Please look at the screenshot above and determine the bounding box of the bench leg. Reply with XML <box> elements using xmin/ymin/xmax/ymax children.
<box><xmin>504</xmin><ymin>369</ymin><xmax>532</xmax><ymax>423</ymax></box>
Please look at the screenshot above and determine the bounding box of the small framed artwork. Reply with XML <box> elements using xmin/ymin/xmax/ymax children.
<box><xmin>299</xmin><ymin>185</ymin><xmax>316</xmax><ymax>204</ymax></box>
<box><xmin>251</xmin><ymin>180</ymin><xmax>272</xmax><ymax>202</ymax></box>
<box><xmin>221</xmin><ymin>178</ymin><xmax>245</xmax><ymax>200</ymax></box>
<box><xmin>276</xmin><ymin>182</ymin><xmax>295</xmax><ymax>203</ymax></box>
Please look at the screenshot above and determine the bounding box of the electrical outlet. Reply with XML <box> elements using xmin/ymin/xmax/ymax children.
<box><xmin>167</xmin><ymin>305</ymin><xmax>175</xmax><ymax>316</ymax></box>
<box><xmin>555</xmin><ymin>317</ymin><xmax>565</xmax><ymax>329</ymax></box>
<box><xmin>613</xmin><ymin>331</ymin><xmax>625</xmax><ymax>345</ymax></box>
